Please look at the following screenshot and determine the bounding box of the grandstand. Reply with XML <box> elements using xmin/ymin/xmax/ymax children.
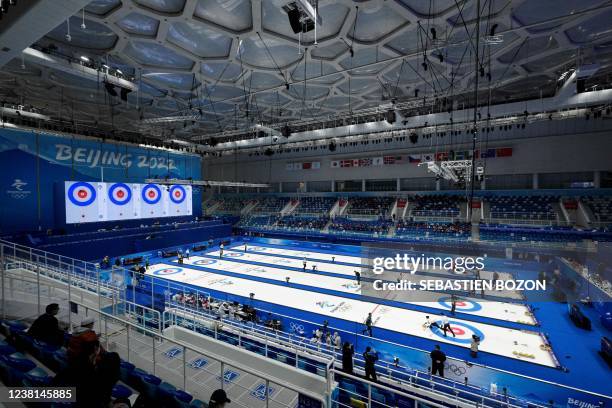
<box><xmin>0</xmin><ymin>1</ymin><xmax>611</xmax><ymax>408</ymax></box>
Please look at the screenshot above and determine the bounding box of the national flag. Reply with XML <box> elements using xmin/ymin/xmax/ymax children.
<box><xmin>496</xmin><ymin>147</ymin><xmax>513</xmax><ymax>157</ymax></box>
<box><xmin>312</xmin><ymin>161</ymin><xmax>321</xmax><ymax>169</ymax></box>
<box><xmin>481</xmin><ymin>148</ymin><xmax>496</xmax><ymax>158</ymax></box>
<box><xmin>352</xmin><ymin>159</ymin><xmax>360</xmax><ymax>167</ymax></box>
<box><xmin>331</xmin><ymin>161</ymin><xmax>340</xmax><ymax>168</ymax></box>
<box><xmin>384</xmin><ymin>155</ymin><xmax>404</xmax><ymax>165</ymax></box>
<box><xmin>408</xmin><ymin>155</ymin><xmax>421</xmax><ymax>163</ymax></box>
<box><xmin>341</xmin><ymin>160</ymin><xmax>353</xmax><ymax>167</ymax></box>
<box><xmin>435</xmin><ymin>152</ymin><xmax>448</xmax><ymax>161</ymax></box>
<box><xmin>302</xmin><ymin>162</ymin><xmax>312</xmax><ymax>170</ymax></box>
<box><xmin>372</xmin><ymin>157</ymin><xmax>384</xmax><ymax>166</ymax></box>
<box><xmin>359</xmin><ymin>158</ymin><xmax>372</xmax><ymax>167</ymax></box>
<box><xmin>286</xmin><ymin>163</ymin><xmax>294</xmax><ymax>171</ymax></box>
<box><xmin>455</xmin><ymin>151</ymin><xmax>465</xmax><ymax>160</ymax></box>
<box><xmin>421</xmin><ymin>153</ymin><xmax>434</xmax><ymax>162</ymax></box>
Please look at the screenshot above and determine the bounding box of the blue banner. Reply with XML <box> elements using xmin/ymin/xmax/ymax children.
<box><xmin>0</xmin><ymin>128</ymin><xmax>202</xmax><ymax>233</ymax></box>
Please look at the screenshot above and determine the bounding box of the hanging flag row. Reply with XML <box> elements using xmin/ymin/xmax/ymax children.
<box><xmin>329</xmin><ymin>147</ymin><xmax>512</xmax><ymax>168</ymax></box>
<box><xmin>286</xmin><ymin>161</ymin><xmax>321</xmax><ymax>171</ymax></box>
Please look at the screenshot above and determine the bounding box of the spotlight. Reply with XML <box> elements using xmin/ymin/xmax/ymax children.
<box><xmin>80</xmin><ymin>56</ymin><xmax>89</xmax><ymax>62</ymax></box>
<box><xmin>409</xmin><ymin>132</ymin><xmax>418</xmax><ymax>144</ymax></box>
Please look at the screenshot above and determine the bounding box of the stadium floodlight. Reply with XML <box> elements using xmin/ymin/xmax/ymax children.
<box><xmin>145</xmin><ymin>178</ymin><xmax>269</xmax><ymax>188</ymax></box>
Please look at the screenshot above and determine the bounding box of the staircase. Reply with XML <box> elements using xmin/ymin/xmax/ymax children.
<box><xmin>280</xmin><ymin>199</ymin><xmax>299</xmax><ymax>216</ymax></box>
<box><xmin>336</xmin><ymin>198</ymin><xmax>349</xmax><ymax>216</ymax></box>
<box><xmin>241</xmin><ymin>199</ymin><xmax>259</xmax><ymax>216</ymax></box>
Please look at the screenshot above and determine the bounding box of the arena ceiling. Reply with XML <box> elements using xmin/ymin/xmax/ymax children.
<box><xmin>1</xmin><ymin>0</ymin><xmax>612</xmax><ymax>144</ymax></box>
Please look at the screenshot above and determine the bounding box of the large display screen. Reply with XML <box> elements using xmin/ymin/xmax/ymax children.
<box><xmin>65</xmin><ymin>181</ymin><xmax>192</xmax><ymax>224</ymax></box>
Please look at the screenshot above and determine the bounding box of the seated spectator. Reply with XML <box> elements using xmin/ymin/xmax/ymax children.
<box><xmin>53</xmin><ymin>338</ymin><xmax>101</xmax><ymax>407</ymax></box>
<box><xmin>96</xmin><ymin>351</ymin><xmax>121</xmax><ymax>406</ymax></box>
<box><xmin>27</xmin><ymin>303</ymin><xmax>64</xmax><ymax>346</ymax></box>
<box><xmin>68</xmin><ymin>317</ymin><xmax>105</xmax><ymax>363</ymax></box>
<box><xmin>209</xmin><ymin>389</ymin><xmax>231</xmax><ymax>408</ymax></box>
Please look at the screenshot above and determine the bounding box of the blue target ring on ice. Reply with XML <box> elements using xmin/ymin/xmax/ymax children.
<box><xmin>430</xmin><ymin>320</ymin><xmax>485</xmax><ymax>344</ymax></box>
<box><xmin>142</xmin><ymin>184</ymin><xmax>162</xmax><ymax>204</ymax></box>
<box><xmin>67</xmin><ymin>182</ymin><xmax>97</xmax><ymax>206</ymax></box>
<box><xmin>108</xmin><ymin>183</ymin><xmax>132</xmax><ymax>205</ymax></box>
<box><xmin>438</xmin><ymin>296</ymin><xmax>482</xmax><ymax>312</ymax></box>
<box><xmin>153</xmin><ymin>267</ymin><xmax>183</xmax><ymax>276</ymax></box>
<box><xmin>194</xmin><ymin>259</ymin><xmax>217</xmax><ymax>266</ymax></box>
<box><xmin>224</xmin><ymin>252</ymin><xmax>244</xmax><ymax>258</ymax></box>
<box><xmin>169</xmin><ymin>185</ymin><xmax>186</xmax><ymax>204</ymax></box>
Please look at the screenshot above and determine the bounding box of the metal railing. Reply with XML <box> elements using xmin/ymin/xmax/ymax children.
<box><xmin>0</xmin><ymin>259</ymin><xmax>326</xmax><ymax>408</ymax></box>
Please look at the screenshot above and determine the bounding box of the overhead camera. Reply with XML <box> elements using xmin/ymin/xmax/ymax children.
<box><xmin>80</xmin><ymin>22</ymin><xmax>86</xmax><ymax>29</ymax></box>
<box><xmin>65</xmin><ymin>34</ymin><xmax>72</xmax><ymax>42</ymax></box>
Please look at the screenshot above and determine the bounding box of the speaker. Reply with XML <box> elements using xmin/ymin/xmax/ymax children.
<box><xmin>287</xmin><ymin>8</ymin><xmax>302</xmax><ymax>34</ymax></box>
<box><xmin>328</xmin><ymin>141</ymin><xmax>336</xmax><ymax>152</ymax></box>
<box><xmin>409</xmin><ymin>132</ymin><xmax>418</xmax><ymax>144</ymax></box>
<box><xmin>577</xmin><ymin>79</ymin><xmax>586</xmax><ymax>93</ymax></box>
<box><xmin>386</xmin><ymin>110</ymin><xmax>396</xmax><ymax>124</ymax></box>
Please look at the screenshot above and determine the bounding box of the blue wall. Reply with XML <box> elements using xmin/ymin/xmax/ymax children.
<box><xmin>0</xmin><ymin>128</ymin><xmax>202</xmax><ymax>233</ymax></box>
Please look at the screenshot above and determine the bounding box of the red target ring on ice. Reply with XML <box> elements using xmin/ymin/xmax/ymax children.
<box><xmin>108</xmin><ymin>183</ymin><xmax>132</xmax><ymax>205</ymax></box>
<box><xmin>67</xmin><ymin>182</ymin><xmax>96</xmax><ymax>206</ymax></box>
<box><xmin>169</xmin><ymin>185</ymin><xmax>186</xmax><ymax>204</ymax></box>
<box><xmin>142</xmin><ymin>184</ymin><xmax>161</xmax><ymax>204</ymax></box>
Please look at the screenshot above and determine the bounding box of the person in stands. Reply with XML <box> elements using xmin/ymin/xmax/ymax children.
<box><xmin>341</xmin><ymin>342</ymin><xmax>354</xmax><ymax>374</ymax></box>
<box><xmin>95</xmin><ymin>351</ymin><xmax>121</xmax><ymax>407</ymax></box>
<box><xmin>209</xmin><ymin>389</ymin><xmax>231</xmax><ymax>408</ymax></box>
<box><xmin>363</xmin><ymin>346</ymin><xmax>378</xmax><ymax>381</ymax></box>
<box><xmin>28</xmin><ymin>303</ymin><xmax>64</xmax><ymax>346</ymax></box>
<box><xmin>430</xmin><ymin>345</ymin><xmax>446</xmax><ymax>377</ymax></box>
<box><xmin>52</xmin><ymin>337</ymin><xmax>101</xmax><ymax>407</ymax></box>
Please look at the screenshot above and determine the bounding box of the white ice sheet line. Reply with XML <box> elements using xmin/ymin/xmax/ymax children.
<box><xmin>146</xmin><ymin>263</ymin><xmax>554</xmax><ymax>367</ymax></box>
<box><xmin>179</xmin><ymin>253</ymin><xmax>535</xmax><ymax>325</ymax></box>
<box><xmin>233</xmin><ymin>244</ymin><xmax>523</xmax><ymax>299</ymax></box>
<box><xmin>232</xmin><ymin>244</ymin><xmax>363</xmax><ymax>265</ymax></box>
